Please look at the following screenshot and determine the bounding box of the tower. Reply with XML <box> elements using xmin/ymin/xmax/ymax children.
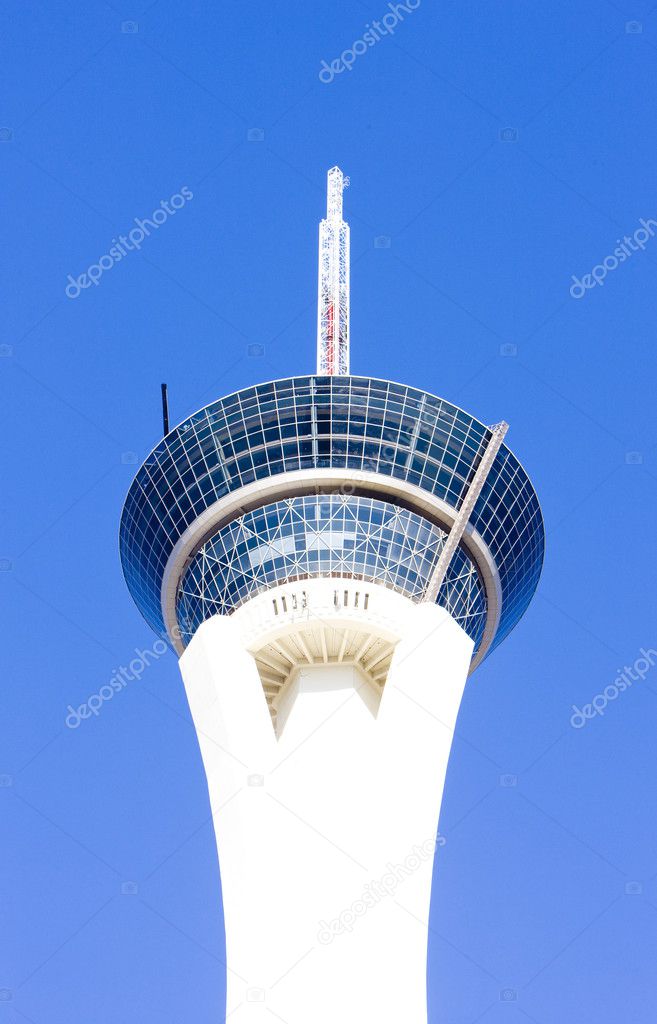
<box><xmin>119</xmin><ymin>168</ymin><xmax>544</xmax><ymax>1023</ymax></box>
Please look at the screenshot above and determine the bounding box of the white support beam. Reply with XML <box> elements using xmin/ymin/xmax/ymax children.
<box><xmin>364</xmin><ymin>644</ymin><xmax>392</xmax><ymax>673</ymax></box>
<box><xmin>294</xmin><ymin>629</ymin><xmax>314</xmax><ymax>664</ymax></box>
<box><xmin>338</xmin><ymin>628</ymin><xmax>351</xmax><ymax>662</ymax></box>
<box><xmin>354</xmin><ymin>633</ymin><xmax>373</xmax><ymax>665</ymax></box>
<box><xmin>319</xmin><ymin>624</ymin><xmax>329</xmax><ymax>664</ymax></box>
<box><xmin>271</xmin><ymin>638</ymin><xmax>297</xmax><ymax>667</ymax></box>
<box><xmin>256</xmin><ymin>649</ymin><xmax>291</xmax><ymax>675</ymax></box>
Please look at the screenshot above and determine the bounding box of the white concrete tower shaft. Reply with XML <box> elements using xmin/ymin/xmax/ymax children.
<box><xmin>317</xmin><ymin>166</ymin><xmax>350</xmax><ymax>375</ymax></box>
<box><xmin>178</xmin><ymin>578</ymin><xmax>474</xmax><ymax>1024</ymax></box>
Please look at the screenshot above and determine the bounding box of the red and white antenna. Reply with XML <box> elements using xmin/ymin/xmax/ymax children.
<box><xmin>317</xmin><ymin>166</ymin><xmax>350</xmax><ymax>375</ymax></box>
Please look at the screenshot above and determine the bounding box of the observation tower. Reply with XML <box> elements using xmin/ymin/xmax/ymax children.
<box><xmin>119</xmin><ymin>167</ymin><xmax>544</xmax><ymax>1024</ymax></box>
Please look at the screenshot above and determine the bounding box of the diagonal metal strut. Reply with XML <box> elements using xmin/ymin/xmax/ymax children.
<box><xmin>423</xmin><ymin>421</ymin><xmax>509</xmax><ymax>605</ymax></box>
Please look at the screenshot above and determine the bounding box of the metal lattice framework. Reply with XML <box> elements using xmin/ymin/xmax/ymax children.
<box><xmin>317</xmin><ymin>166</ymin><xmax>350</xmax><ymax>375</ymax></box>
<box><xmin>176</xmin><ymin>494</ymin><xmax>487</xmax><ymax>648</ymax></box>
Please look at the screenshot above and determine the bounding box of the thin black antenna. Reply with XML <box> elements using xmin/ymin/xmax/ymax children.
<box><xmin>161</xmin><ymin>383</ymin><xmax>170</xmax><ymax>436</ymax></box>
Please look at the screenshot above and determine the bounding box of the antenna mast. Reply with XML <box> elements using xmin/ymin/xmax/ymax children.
<box><xmin>161</xmin><ymin>383</ymin><xmax>170</xmax><ymax>436</ymax></box>
<box><xmin>317</xmin><ymin>166</ymin><xmax>350</xmax><ymax>375</ymax></box>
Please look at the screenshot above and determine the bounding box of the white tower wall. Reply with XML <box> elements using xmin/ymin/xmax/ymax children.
<box><xmin>179</xmin><ymin>583</ymin><xmax>473</xmax><ymax>1024</ymax></box>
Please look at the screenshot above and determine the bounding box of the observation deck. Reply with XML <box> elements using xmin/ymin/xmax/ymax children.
<box><xmin>119</xmin><ymin>375</ymin><xmax>544</xmax><ymax>670</ymax></box>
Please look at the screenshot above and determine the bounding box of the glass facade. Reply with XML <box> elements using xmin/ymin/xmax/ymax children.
<box><xmin>176</xmin><ymin>495</ymin><xmax>487</xmax><ymax>649</ymax></box>
<box><xmin>119</xmin><ymin>376</ymin><xmax>544</xmax><ymax>661</ymax></box>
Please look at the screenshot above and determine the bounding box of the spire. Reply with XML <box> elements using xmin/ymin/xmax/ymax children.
<box><xmin>317</xmin><ymin>166</ymin><xmax>350</xmax><ymax>375</ymax></box>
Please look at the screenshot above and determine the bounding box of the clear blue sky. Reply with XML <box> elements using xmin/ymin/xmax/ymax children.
<box><xmin>3</xmin><ymin>1</ymin><xmax>657</xmax><ymax>1021</ymax></box>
